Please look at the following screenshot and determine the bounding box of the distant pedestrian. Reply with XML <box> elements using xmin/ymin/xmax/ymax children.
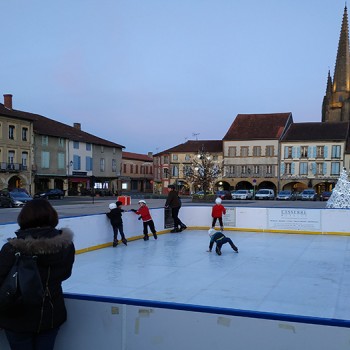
<box><xmin>207</xmin><ymin>228</ymin><xmax>238</xmax><ymax>255</ymax></box>
<box><xmin>165</xmin><ymin>184</ymin><xmax>187</xmax><ymax>233</ymax></box>
<box><xmin>131</xmin><ymin>200</ymin><xmax>157</xmax><ymax>241</ymax></box>
<box><xmin>211</xmin><ymin>197</ymin><xmax>226</xmax><ymax>231</ymax></box>
<box><xmin>106</xmin><ymin>201</ymin><xmax>127</xmax><ymax>247</ymax></box>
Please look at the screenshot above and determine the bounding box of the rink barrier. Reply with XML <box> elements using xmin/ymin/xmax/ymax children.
<box><xmin>1</xmin><ymin>293</ymin><xmax>350</xmax><ymax>350</ymax></box>
<box><xmin>39</xmin><ymin>294</ymin><xmax>350</xmax><ymax>349</ymax></box>
<box><xmin>2</xmin><ymin>292</ymin><xmax>350</xmax><ymax>350</ymax></box>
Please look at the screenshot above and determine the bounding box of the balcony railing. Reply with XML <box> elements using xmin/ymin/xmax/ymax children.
<box><xmin>0</xmin><ymin>162</ymin><xmax>28</xmax><ymax>172</ymax></box>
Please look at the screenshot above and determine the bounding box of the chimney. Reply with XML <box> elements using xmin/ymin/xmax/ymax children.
<box><xmin>73</xmin><ymin>123</ymin><xmax>81</xmax><ymax>130</ymax></box>
<box><xmin>148</xmin><ymin>152</ymin><xmax>153</xmax><ymax>158</ymax></box>
<box><xmin>3</xmin><ymin>94</ymin><xmax>13</xmax><ymax>109</ymax></box>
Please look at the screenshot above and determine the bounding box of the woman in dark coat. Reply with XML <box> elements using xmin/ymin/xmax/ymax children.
<box><xmin>0</xmin><ymin>199</ymin><xmax>75</xmax><ymax>350</ymax></box>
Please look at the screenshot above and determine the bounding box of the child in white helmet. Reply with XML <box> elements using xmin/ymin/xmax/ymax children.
<box><xmin>106</xmin><ymin>201</ymin><xmax>127</xmax><ymax>247</ymax></box>
<box><xmin>211</xmin><ymin>197</ymin><xmax>226</xmax><ymax>231</ymax></box>
<box><xmin>207</xmin><ymin>228</ymin><xmax>238</xmax><ymax>255</ymax></box>
<box><xmin>131</xmin><ymin>200</ymin><xmax>157</xmax><ymax>241</ymax></box>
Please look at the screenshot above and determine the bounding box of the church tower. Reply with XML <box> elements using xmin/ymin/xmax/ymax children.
<box><xmin>322</xmin><ymin>6</ymin><xmax>350</xmax><ymax>122</ymax></box>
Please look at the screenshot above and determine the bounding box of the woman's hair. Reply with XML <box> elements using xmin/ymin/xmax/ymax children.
<box><xmin>17</xmin><ymin>199</ymin><xmax>59</xmax><ymax>230</ymax></box>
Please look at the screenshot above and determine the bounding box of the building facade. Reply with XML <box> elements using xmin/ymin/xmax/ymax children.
<box><xmin>280</xmin><ymin>122</ymin><xmax>348</xmax><ymax>193</ymax></box>
<box><xmin>0</xmin><ymin>94</ymin><xmax>124</xmax><ymax>196</ymax></box>
<box><xmin>153</xmin><ymin>140</ymin><xmax>223</xmax><ymax>195</ymax></box>
<box><xmin>222</xmin><ymin>113</ymin><xmax>293</xmax><ymax>193</ymax></box>
<box><xmin>0</xmin><ymin>98</ymin><xmax>33</xmax><ymax>192</ymax></box>
<box><xmin>120</xmin><ymin>152</ymin><xmax>153</xmax><ymax>194</ymax></box>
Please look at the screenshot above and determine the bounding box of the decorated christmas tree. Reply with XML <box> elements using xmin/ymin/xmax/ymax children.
<box><xmin>326</xmin><ymin>168</ymin><xmax>350</xmax><ymax>208</ymax></box>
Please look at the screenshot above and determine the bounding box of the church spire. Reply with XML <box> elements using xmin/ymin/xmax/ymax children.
<box><xmin>326</xmin><ymin>69</ymin><xmax>333</xmax><ymax>96</ymax></box>
<box><xmin>322</xmin><ymin>70</ymin><xmax>333</xmax><ymax>122</ymax></box>
<box><xmin>333</xmin><ymin>5</ymin><xmax>350</xmax><ymax>92</ymax></box>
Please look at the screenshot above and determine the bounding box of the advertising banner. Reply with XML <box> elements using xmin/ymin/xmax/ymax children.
<box><xmin>267</xmin><ymin>208</ymin><xmax>321</xmax><ymax>231</ymax></box>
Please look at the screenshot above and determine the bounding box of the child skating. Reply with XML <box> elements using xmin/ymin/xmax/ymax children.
<box><xmin>207</xmin><ymin>228</ymin><xmax>238</xmax><ymax>255</ymax></box>
<box><xmin>131</xmin><ymin>200</ymin><xmax>157</xmax><ymax>241</ymax></box>
<box><xmin>106</xmin><ymin>201</ymin><xmax>127</xmax><ymax>247</ymax></box>
<box><xmin>211</xmin><ymin>197</ymin><xmax>226</xmax><ymax>230</ymax></box>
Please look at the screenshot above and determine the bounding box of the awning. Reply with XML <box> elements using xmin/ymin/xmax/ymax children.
<box><xmin>69</xmin><ymin>178</ymin><xmax>89</xmax><ymax>183</ymax></box>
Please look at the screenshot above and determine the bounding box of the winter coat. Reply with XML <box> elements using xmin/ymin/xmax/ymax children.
<box><xmin>106</xmin><ymin>207</ymin><xmax>124</xmax><ymax>226</ymax></box>
<box><xmin>165</xmin><ymin>190</ymin><xmax>181</xmax><ymax>208</ymax></box>
<box><xmin>211</xmin><ymin>204</ymin><xmax>226</xmax><ymax>218</ymax></box>
<box><xmin>135</xmin><ymin>205</ymin><xmax>152</xmax><ymax>222</ymax></box>
<box><xmin>0</xmin><ymin>227</ymin><xmax>75</xmax><ymax>333</ymax></box>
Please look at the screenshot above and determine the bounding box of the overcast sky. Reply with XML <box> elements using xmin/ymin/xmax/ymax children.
<box><xmin>0</xmin><ymin>0</ymin><xmax>345</xmax><ymax>154</ymax></box>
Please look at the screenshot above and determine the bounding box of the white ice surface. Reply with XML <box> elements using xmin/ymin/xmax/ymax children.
<box><xmin>63</xmin><ymin>230</ymin><xmax>350</xmax><ymax>320</ymax></box>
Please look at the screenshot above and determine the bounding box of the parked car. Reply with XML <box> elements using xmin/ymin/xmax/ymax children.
<box><xmin>276</xmin><ymin>190</ymin><xmax>296</xmax><ymax>200</ymax></box>
<box><xmin>231</xmin><ymin>189</ymin><xmax>253</xmax><ymax>200</ymax></box>
<box><xmin>255</xmin><ymin>189</ymin><xmax>275</xmax><ymax>200</ymax></box>
<box><xmin>34</xmin><ymin>188</ymin><xmax>65</xmax><ymax>199</ymax></box>
<box><xmin>295</xmin><ymin>192</ymin><xmax>303</xmax><ymax>200</ymax></box>
<box><xmin>300</xmin><ymin>189</ymin><xmax>318</xmax><ymax>201</ymax></box>
<box><xmin>320</xmin><ymin>191</ymin><xmax>332</xmax><ymax>201</ymax></box>
<box><xmin>215</xmin><ymin>190</ymin><xmax>232</xmax><ymax>200</ymax></box>
<box><xmin>0</xmin><ymin>191</ymin><xmax>33</xmax><ymax>207</ymax></box>
<box><xmin>193</xmin><ymin>191</ymin><xmax>205</xmax><ymax>196</ymax></box>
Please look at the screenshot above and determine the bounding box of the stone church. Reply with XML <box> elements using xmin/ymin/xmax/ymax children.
<box><xmin>322</xmin><ymin>6</ymin><xmax>350</xmax><ymax>122</ymax></box>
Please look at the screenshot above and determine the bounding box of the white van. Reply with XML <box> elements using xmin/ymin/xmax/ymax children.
<box><xmin>255</xmin><ymin>189</ymin><xmax>275</xmax><ymax>200</ymax></box>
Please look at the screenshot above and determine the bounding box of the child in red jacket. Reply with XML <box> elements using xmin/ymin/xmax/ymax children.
<box><xmin>211</xmin><ymin>197</ymin><xmax>226</xmax><ymax>231</ymax></box>
<box><xmin>131</xmin><ymin>200</ymin><xmax>157</xmax><ymax>241</ymax></box>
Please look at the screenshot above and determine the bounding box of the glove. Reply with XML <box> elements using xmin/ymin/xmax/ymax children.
<box><xmin>138</xmin><ymin>216</ymin><xmax>142</xmax><ymax>220</ymax></box>
<box><xmin>130</xmin><ymin>209</ymin><xmax>137</xmax><ymax>212</ymax></box>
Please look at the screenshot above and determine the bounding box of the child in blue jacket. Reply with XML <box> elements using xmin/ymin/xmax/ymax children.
<box><xmin>207</xmin><ymin>228</ymin><xmax>238</xmax><ymax>255</ymax></box>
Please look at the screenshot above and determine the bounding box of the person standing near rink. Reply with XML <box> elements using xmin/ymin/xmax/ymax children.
<box><xmin>207</xmin><ymin>228</ymin><xmax>238</xmax><ymax>255</ymax></box>
<box><xmin>211</xmin><ymin>197</ymin><xmax>226</xmax><ymax>231</ymax></box>
<box><xmin>0</xmin><ymin>199</ymin><xmax>75</xmax><ymax>350</ymax></box>
<box><xmin>106</xmin><ymin>201</ymin><xmax>127</xmax><ymax>247</ymax></box>
<box><xmin>131</xmin><ymin>200</ymin><xmax>157</xmax><ymax>241</ymax></box>
<box><xmin>165</xmin><ymin>184</ymin><xmax>187</xmax><ymax>233</ymax></box>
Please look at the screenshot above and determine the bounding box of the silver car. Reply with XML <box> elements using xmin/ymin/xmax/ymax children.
<box><xmin>276</xmin><ymin>190</ymin><xmax>296</xmax><ymax>200</ymax></box>
<box><xmin>300</xmin><ymin>189</ymin><xmax>318</xmax><ymax>201</ymax></box>
<box><xmin>231</xmin><ymin>190</ymin><xmax>253</xmax><ymax>200</ymax></box>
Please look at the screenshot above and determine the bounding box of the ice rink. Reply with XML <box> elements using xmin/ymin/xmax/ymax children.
<box><xmin>63</xmin><ymin>229</ymin><xmax>350</xmax><ymax>320</ymax></box>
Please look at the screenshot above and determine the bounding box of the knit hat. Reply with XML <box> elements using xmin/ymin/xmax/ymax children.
<box><xmin>215</xmin><ymin>197</ymin><xmax>222</xmax><ymax>204</ymax></box>
<box><xmin>138</xmin><ymin>200</ymin><xmax>146</xmax><ymax>204</ymax></box>
<box><xmin>116</xmin><ymin>201</ymin><xmax>123</xmax><ymax>207</ymax></box>
<box><xmin>168</xmin><ymin>184</ymin><xmax>175</xmax><ymax>189</ymax></box>
<box><xmin>109</xmin><ymin>203</ymin><xmax>117</xmax><ymax>210</ymax></box>
<box><xmin>208</xmin><ymin>228</ymin><xmax>216</xmax><ymax>237</ymax></box>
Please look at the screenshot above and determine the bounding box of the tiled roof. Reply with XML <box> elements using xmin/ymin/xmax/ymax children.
<box><xmin>223</xmin><ymin>113</ymin><xmax>292</xmax><ymax>140</ymax></box>
<box><xmin>0</xmin><ymin>103</ymin><xmax>125</xmax><ymax>148</ymax></box>
<box><xmin>122</xmin><ymin>151</ymin><xmax>153</xmax><ymax>162</ymax></box>
<box><xmin>282</xmin><ymin>122</ymin><xmax>349</xmax><ymax>141</ymax></box>
<box><xmin>154</xmin><ymin>140</ymin><xmax>222</xmax><ymax>156</ymax></box>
